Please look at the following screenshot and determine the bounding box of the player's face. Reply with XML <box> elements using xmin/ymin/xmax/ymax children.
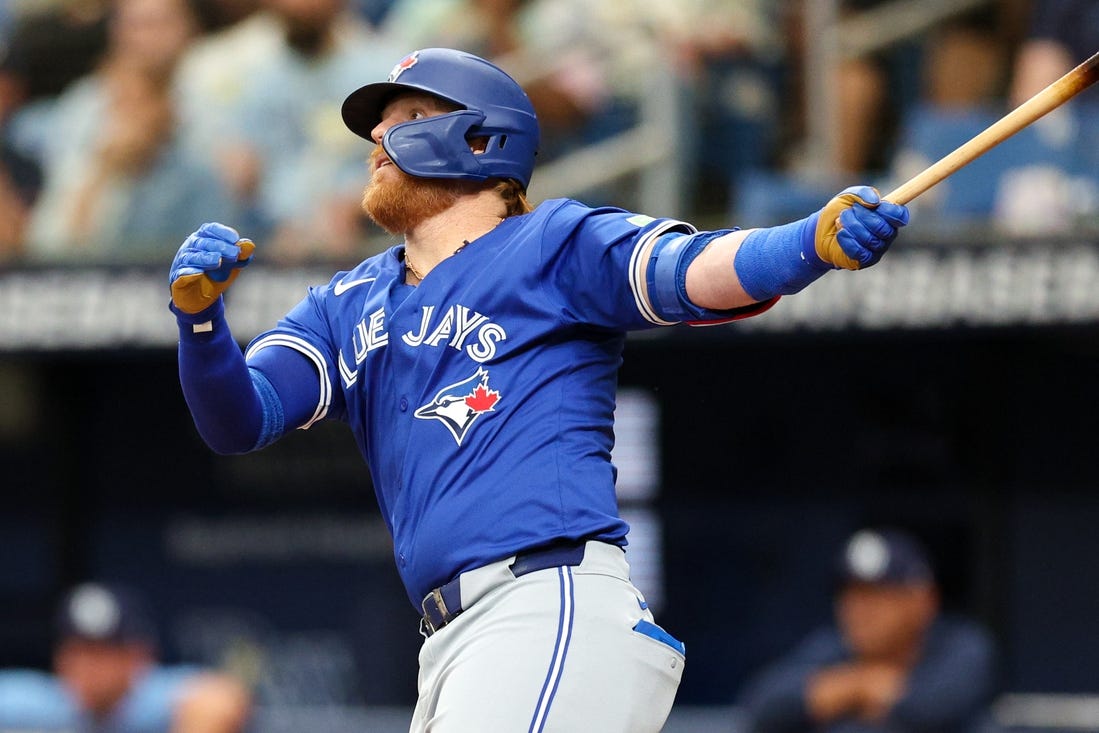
<box><xmin>361</xmin><ymin>93</ymin><xmax>481</xmax><ymax>234</ymax></box>
<box><xmin>54</xmin><ymin>639</ymin><xmax>152</xmax><ymax>715</ymax></box>
<box><xmin>369</xmin><ymin>92</ymin><xmax>459</xmax><ymax>147</ymax></box>
<box><xmin>836</xmin><ymin>582</ymin><xmax>938</xmax><ymax>660</ymax></box>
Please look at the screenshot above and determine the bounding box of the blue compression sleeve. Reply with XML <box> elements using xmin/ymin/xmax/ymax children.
<box><xmin>247</xmin><ymin>367</ymin><xmax>284</xmax><ymax>450</ymax></box>
<box><xmin>733</xmin><ymin>213</ymin><xmax>829</xmax><ymax>302</ymax></box>
<box><xmin>175</xmin><ymin>298</ymin><xmax>265</xmax><ymax>454</ymax></box>
<box><xmin>246</xmin><ymin>345</ymin><xmax>323</xmax><ymax>439</ymax></box>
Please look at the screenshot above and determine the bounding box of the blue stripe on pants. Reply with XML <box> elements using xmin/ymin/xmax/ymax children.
<box><xmin>528</xmin><ymin>566</ymin><xmax>575</xmax><ymax>733</ymax></box>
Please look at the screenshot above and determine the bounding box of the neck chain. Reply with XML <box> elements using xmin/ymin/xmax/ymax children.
<box><xmin>404</xmin><ymin>218</ymin><xmax>504</xmax><ymax>283</ymax></box>
<box><xmin>404</xmin><ymin>241</ymin><xmax>473</xmax><ymax>283</ymax></box>
<box><xmin>404</xmin><ymin>252</ymin><xmax>425</xmax><ymax>282</ymax></box>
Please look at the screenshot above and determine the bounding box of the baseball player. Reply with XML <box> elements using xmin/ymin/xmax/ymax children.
<box><xmin>168</xmin><ymin>48</ymin><xmax>909</xmax><ymax>732</ymax></box>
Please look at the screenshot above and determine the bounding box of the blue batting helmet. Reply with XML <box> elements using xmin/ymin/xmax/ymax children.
<box><xmin>341</xmin><ymin>48</ymin><xmax>540</xmax><ymax>188</ymax></box>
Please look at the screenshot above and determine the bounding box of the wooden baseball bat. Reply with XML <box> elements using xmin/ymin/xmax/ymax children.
<box><xmin>884</xmin><ymin>50</ymin><xmax>1099</xmax><ymax>205</ymax></box>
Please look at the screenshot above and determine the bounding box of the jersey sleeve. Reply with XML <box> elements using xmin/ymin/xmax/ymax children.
<box><xmin>245</xmin><ymin>283</ymin><xmax>346</xmax><ymax>427</ymax></box>
<box><xmin>539</xmin><ymin>201</ymin><xmax>774</xmax><ymax>330</ymax></box>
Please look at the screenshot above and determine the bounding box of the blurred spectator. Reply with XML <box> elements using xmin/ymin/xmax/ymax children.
<box><xmin>0</xmin><ymin>582</ymin><xmax>250</xmax><ymax>732</ymax></box>
<box><xmin>24</xmin><ymin>0</ymin><xmax>234</xmax><ymax>260</ymax></box>
<box><xmin>995</xmin><ymin>0</ymin><xmax>1099</xmax><ymax>234</ymax></box>
<box><xmin>888</xmin><ymin>0</ymin><xmax>1099</xmax><ymax>235</ymax></box>
<box><xmin>732</xmin><ymin>5</ymin><xmax>1024</xmax><ymax>226</ymax></box>
<box><xmin>381</xmin><ymin>0</ymin><xmax>663</xmax><ymax>163</ymax></box>
<box><xmin>0</xmin><ymin>1</ymin><xmax>114</xmax><ymax>257</ymax></box>
<box><xmin>187</xmin><ymin>0</ymin><xmax>403</xmax><ymax>262</ymax></box>
<box><xmin>836</xmin><ymin>3</ymin><xmax>1018</xmax><ymax>177</ymax></box>
<box><xmin>1009</xmin><ymin>0</ymin><xmax>1099</xmax><ymax>106</ymax></box>
<box><xmin>0</xmin><ymin>2</ymin><xmax>112</xmax><ymax>175</ymax></box>
<box><xmin>655</xmin><ymin>0</ymin><xmax>786</xmax><ymax>215</ymax></box>
<box><xmin>382</xmin><ymin>0</ymin><xmax>783</xmax><ymax>215</ymax></box>
<box><xmin>0</xmin><ymin>1</ymin><xmax>112</xmax><ymax>107</ymax></box>
<box><xmin>174</xmin><ymin>4</ymin><xmax>283</xmax><ymax>209</ymax></box>
<box><xmin>739</xmin><ymin>528</ymin><xmax>998</xmax><ymax>733</ymax></box>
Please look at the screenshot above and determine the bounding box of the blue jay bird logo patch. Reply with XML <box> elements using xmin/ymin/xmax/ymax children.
<box><xmin>415</xmin><ymin>367</ymin><xmax>501</xmax><ymax>445</ymax></box>
<box><xmin>388</xmin><ymin>51</ymin><xmax>420</xmax><ymax>82</ymax></box>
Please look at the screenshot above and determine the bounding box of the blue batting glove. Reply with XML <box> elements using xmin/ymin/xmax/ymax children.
<box><xmin>169</xmin><ymin>222</ymin><xmax>255</xmax><ymax>315</ymax></box>
<box><xmin>803</xmin><ymin>186</ymin><xmax>910</xmax><ymax>270</ymax></box>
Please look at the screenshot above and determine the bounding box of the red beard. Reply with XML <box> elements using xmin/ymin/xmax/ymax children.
<box><xmin>361</xmin><ymin>149</ymin><xmax>473</xmax><ymax>234</ymax></box>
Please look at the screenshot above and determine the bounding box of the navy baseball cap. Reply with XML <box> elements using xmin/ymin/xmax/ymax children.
<box><xmin>55</xmin><ymin>583</ymin><xmax>157</xmax><ymax>645</ymax></box>
<box><xmin>836</xmin><ymin>529</ymin><xmax>934</xmax><ymax>586</ymax></box>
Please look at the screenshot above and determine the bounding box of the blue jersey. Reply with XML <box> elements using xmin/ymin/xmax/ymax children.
<box><xmin>247</xmin><ymin>198</ymin><xmax>770</xmax><ymax>606</ymax></box>
<box><xmin>0</xmin><ymin>666</ymin><xmax>202</xmax><ymax>733</ymax></box>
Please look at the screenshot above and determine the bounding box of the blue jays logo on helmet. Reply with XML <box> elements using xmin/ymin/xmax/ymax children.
<box><xmin>341</xmin><ymin>48</ymin><xmax>540</xmax><ymax>188</ymax></box>
<box><xmin>388</xmin><ymin>51</ymin><xmax>419</xmax><ymax>82</ymax></box>
<box><xmin>414</xmin><ymin>367</ymin><xmax>501</xmax><ymax>446</ymax></box>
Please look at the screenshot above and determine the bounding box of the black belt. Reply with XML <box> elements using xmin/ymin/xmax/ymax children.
<box><xmin>420</xmin><ymin>540</ymin><xmax>588</xmax><ymax>637</ymax></box>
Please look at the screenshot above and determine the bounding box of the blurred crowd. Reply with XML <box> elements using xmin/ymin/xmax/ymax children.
<box><xmin>0</xmin><ymin>0</ymin><xmax>1095</xmax><ymax>266</ymax></box>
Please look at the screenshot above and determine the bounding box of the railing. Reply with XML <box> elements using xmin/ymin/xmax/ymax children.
<box><xmin>995</xmin><ymin>695</ymin><xmax>1099</xmax><ymax>731</ymax></box>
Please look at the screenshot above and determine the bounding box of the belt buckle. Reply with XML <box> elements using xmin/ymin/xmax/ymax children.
<box><xmin>420</xmin><ymin>587</ymin><xmax>450</xmax><ymax>636</ymax></box>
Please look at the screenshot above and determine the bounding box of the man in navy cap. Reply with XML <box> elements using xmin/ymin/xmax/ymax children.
<box><xmin>0</xmin><ymin>582</ymin><xmax>250</xmax><ymax>732</ymax></box>
<box><xmin>738</xmin><ymin>528</ymin><xmax>999</xmax><ymax>733</ymax></box>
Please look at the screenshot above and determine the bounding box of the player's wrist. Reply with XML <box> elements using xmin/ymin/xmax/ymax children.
<box><xmin>733</xmin><ymin>215</ymin><xmax>829</xmax><ymax>301</ymax></box>
<box><xmin>170</xmin><ymin>296</ymin><xmax>225</xmax><ymax>335</ymax></box>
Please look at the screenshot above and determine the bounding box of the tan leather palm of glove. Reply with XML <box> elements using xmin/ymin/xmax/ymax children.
<box><xmin>169</xmin><ymin>222</ymin><xmax>255</xmax><ymax>315</ymax></box>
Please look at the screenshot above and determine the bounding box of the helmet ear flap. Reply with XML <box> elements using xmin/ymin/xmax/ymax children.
<box><xmin>382</xmin><ymin>110</ymin><xmax>487</xmax><ymax>180</ymax></box>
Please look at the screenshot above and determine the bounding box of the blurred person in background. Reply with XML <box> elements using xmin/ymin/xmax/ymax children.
<box><xmin>832</xmin><ymin>2</ymin><xmax>1021</xmax><ymax>177</ymax></box>
<box><xmin>380</xmin><ymin>0</ymin><xmax>608</xmax><ymax>151</ymax></box>
<box><xmin>23</xmin><ymin>0</ymin><xmax>235</xmax><ymax>260</ymax></box>
<box><xmin>655</xmin><ymin>0</ymin><xmax>785</xmax><ymax>216</ymax></box>
<box><xmin>0</xmin><ymin>0</ymin><xmax>114</xmax><ymax>257</ymax></box>
<box><xmin>995</xmin><ymin>0</ymin><xmax>1099</xmax><ymax>233</ymax></box>
<box><xmin>1009</xmin><ymin>0</ymin><xmax>1099</xmax><ymax>105</ymax></box>
<box><xmin>174</xmin><ymin>0</ymin><xmax>281</xmax><ymax>218</ymax></box>
<box><xmin>380</xmin><ymin>0</ymin><xmax>680</xmax><ymax>170</ymax></box>
<box><xmin>739</xmin><ymin>528</ymin><xmax>998</xmax><ymax>733</ymax></box>
<box><xmin>381</xmin><ymin>0</ymin><xmax>787</xmax><ymax>218</ymax></box>
<box><xmin>0</xmin><ymin>1</ymin><xmax>111</xmax><ymax>107</ymax></box>
<box><xmin>198</xmin><ymin>0</ymin><xmax>404</xmax><ymax>262</ymax></box>
<box><xmin>0</xmin><ymin>582</ymin><xmax>250</xmax><ymax>732</ymax></box>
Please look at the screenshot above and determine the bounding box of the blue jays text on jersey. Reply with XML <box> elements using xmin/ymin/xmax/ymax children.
<box><xmin>244</xmin><ymin>198</ymin><xmax>774</xmax><ymax>608</ymax></box>
<box><xmin>340</xmin><ymin>300</ymin><xmax>508</xmax><ymax>376</ymax></box>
